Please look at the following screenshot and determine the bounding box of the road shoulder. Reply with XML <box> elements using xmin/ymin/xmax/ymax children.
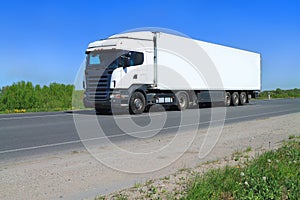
<box><xmin>1</xmin><ymin>112</ymin><xmax>300</xmax><ymax>200</ymax></box>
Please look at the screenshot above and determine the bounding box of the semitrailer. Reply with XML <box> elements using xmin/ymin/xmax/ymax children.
<box><xmin>83</xmin><ymin>31</ymin><xmax>261</xmax><ymax>114</ymax></box>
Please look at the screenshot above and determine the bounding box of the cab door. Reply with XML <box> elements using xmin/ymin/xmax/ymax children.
<box><xmin>119</xmin><ymin>51</ymin><xmax>145</xmax><ymax>89</ymax></box>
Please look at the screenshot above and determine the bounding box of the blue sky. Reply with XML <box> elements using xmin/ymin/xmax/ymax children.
<box><xmin>0</xmin><ymin>0</ymin><xmax>299</xmax><ymax>90</ymax></box>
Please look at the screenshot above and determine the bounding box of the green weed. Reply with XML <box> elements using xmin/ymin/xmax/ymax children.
<box><xmin>185</xmin><ymin>140</ymin><xmax>300</xmax><ymax>200</ymax></box>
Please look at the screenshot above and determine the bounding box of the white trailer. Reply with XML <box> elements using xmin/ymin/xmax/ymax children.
<box><xmin>83</xmin><ymin>31</ymin><xmax>261</xmax><ymax>114</ymax></box>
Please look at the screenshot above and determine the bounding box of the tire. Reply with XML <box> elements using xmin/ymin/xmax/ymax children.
<box><xmin>129</xmin><ymin>91</ymin><xmax>146</xmax><ymax>114</ymax></box>
<box><xmin>231</xmin><ymin>92</ymin><xmax>239</xmax><ymax>106</ymax></box>
<box><xmin>239</xmin><ymin>92</ymin><xmax>247</xmax><ymax>105</ymax></box>
<box><xmin>224</xmin><ymin>92</ymin><xmax>231</xmax><ymax>107</ymax></box>
<box><xmin>176</xmin><ymin>92</ymin><xmax>189</xmax><ymax>110</ymax></box>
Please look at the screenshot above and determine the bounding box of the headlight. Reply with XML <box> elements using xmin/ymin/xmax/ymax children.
<box><xmin>110</xmin><ymin>92</ymin><xmax>121</xmax><ymax>99</ymax></box>
<box><xmin>110</xmin><ymin>92</ymin><xmax>128</xmax><ymax>99</ymax></box>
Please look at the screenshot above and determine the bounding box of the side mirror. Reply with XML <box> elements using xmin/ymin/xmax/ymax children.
<box><xmin>118</xmin><ymin>56</ymin><xmax>131</xmax><ymax>68</ymax></box>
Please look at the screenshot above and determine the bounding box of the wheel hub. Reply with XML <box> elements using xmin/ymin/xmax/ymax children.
<box><xmin>226</xmin><ymin>95</ymin><xmax>230</xmax><ymax>104</ymax></box>
<box><xmin>134</xmin><ymin>99</ymin><xmax>143</xmax><ymax>110</ymax></box>
<box><xmin>179</xmin><ymin>96</ymin><xmax>186</xmax><ymax>108</ymax></box>
<box><xmin>234</xmin><ymin>96</ymin><xmax>238</xmax><ymax>103</ymax></box>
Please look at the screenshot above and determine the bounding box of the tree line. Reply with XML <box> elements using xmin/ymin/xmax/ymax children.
<box><xmin>0</xmin><ymin>81</ymin><xmax>74</xmax><ymax>112</ymax></box>
<box><xmin>259</xmin><ymin>88</ymin><xmax>300</xmax><ymax>99</ymax></box>
<box><xmin>0</xmin><ymin>81</ymin><xmax>299</xmax><ymax>113</ymax></box>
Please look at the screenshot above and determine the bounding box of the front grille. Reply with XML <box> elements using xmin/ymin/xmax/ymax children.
<box><xmin>85</xmin><ymin>68</ymin><xmax>114</xmax><ymax>101</ymax></box>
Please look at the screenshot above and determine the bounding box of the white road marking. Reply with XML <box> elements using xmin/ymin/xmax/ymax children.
<box><xmin>0</xmin><ymin>108</ymin><xmax>297</xmax><ymax>155</ymax></box>
<box><xmin>103</xmin><ymin>112</ymin><xmax>165</xmax><ymax>119</ymax></box>
<box><xmin>0</xmin><ymin>112</ymin><xmax>164</xmax><ymax>121</ymax></box>
<box><xmin>0</xmin><ymin>113</ymin><xmax>73</xmax><ymax>121</ymax></box>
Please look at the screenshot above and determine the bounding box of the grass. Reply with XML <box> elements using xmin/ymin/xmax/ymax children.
<box><xmin>145</xmin><ymin>179</ymin><xmax>154</xmax><ymax>186</ymax></box>
<box><xmin>244</xmin><ymin>146</ymin><xmax>252</xmax><ymax>153</ymax></box>
<box><xmin>0</xmin><ymin>89</ymin><xmax>86</xmax><ymax>114</ymax></box>
<box><xmin>95</xmin><ymin>138</ymin><xmax>300</xmax><ymax>200</ymax></box>
<box><xmin>96</xmin><ymin>193</ymin><xmax>128</xmax><ymax>200</ymax></box>
<box><xmin>0</xmin><ymin>107</ymin><xmax>73</xmax><ymax>114</ymax></box>
<box><xmin>185</xmin><ymin>139</ymin><xmax>300</xmax><ymax>200</ymax></box>
<box><xmin>288</xmin><ymin>134</ymin><xmax>296</xmax><ymax>140</ymax></box>
<box><xmin>133</xmin><ymin>182</ymin><xmax>142</xmax><ymax>189</ymax></box>
<box><xmin>0</xmin><ymin>106</ymin><xmax>92</xmax><ymax>114</ymax></box>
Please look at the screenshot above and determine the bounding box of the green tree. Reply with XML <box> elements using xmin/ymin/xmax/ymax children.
<box><xmin>0</xmin><ymin>81</ymin><xmax>75</xmax><ymax>112</ymax></box>
<box><xmin>275</xmin><ymin>88</ymin><xmax>282</xmax><ymax>94</ymax></box>
<box><xmin>0</xmin><ymin>87</ymin><xmax>3</xmax><ymax>111</ymax></box>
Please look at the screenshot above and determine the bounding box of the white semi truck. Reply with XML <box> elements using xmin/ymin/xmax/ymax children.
<box><xmin>83</xmin><ymin>31</ymin><xmax>261</xmax><ymax>114</ymax></box>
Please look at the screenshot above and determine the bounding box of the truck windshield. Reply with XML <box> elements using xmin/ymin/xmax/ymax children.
<box><xmin>87</xmin><ymin>50</ymin><xmax>126</xmax><ymax>68</ymax></box>
<box><xmin>87</xmin><ymin>50</ymin><xmax>144</xmax><ymax>69</ymax></box>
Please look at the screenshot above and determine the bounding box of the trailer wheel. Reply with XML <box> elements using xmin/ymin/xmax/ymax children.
<box><xmin>176</xmin><ymin>92</ymin><xmax>188</xmax><ymax>110</ymax></box>
<box><xmin>231</xmin><ymin>92</ymin><xmax>239</xmax><ymax>106</ymax></box>
<box><xmin>225</xmin><ymin>92</ymin><xmax>231</xmax><ymax>107</ymax></box>
<box><xmin>239</xmin><ymin>92</ymin><xmax>247</xmax><ymax>105</ymax></box>
<box><xmin>129</xmin><ymin>91</ymin><xmax>146</xmax><ymax>114</ymax></box>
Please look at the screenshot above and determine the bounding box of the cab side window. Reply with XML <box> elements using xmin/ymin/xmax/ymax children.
<box><xmin>129</xmin><ymin>52</ymin><xmax>144</xmax><ymax>66</ymax></box>
<box><xmin>118</xmin><ymin>51</ymin><xmax>144</xmax><ymax>67</ymax></box>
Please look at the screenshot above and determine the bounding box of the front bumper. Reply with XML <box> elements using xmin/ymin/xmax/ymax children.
<box><xmin>83</xmin><ymin>90</ymin><xmax>129</xmax><ymax>110</ymax></box>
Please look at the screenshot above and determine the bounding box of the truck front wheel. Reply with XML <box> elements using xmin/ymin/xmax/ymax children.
<box><xmin>129</xmin><ymin>91</ymin><xmax>146</xmax><ymax>114</ymax></box>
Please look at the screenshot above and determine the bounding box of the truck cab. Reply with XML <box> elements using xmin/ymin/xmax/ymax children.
<box><xmin>83</xmin><ymin>32</ymin><xmax>155</xmax><ymax>113</ymax></box>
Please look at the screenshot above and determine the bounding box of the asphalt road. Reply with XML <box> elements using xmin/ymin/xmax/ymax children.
<box><xmin>0</xmin><ymin>98</ymin><xmax>299</xmax><ymax>162</ymax></box>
